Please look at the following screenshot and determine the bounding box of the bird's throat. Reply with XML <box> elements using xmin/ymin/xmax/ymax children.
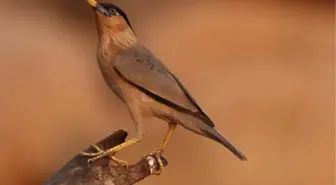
<box><xmin>99</xmin><ymin>28</ymin><xmax>138</xmax><ymax>59</ymax></box>
<box><xmin>112</xmin><ymin>28</ymin><xmax>138</xmax><ymax>48</ymax></box>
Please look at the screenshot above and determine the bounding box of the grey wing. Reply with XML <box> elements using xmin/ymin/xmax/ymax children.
<box><xmin>113</xmin><ymin>45</ymin><xmax>214</xmax><ymax>127</ymax></box>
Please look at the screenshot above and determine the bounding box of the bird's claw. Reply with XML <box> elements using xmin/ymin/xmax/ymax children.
<box><xmin>110</xmin><ymin>156</ymin><xmax>129</xmax><ymax>169</ymax></box>
<box><xmin>80</xmin><ymin>144</ymin><xmax>105</xmax><ymax>157</ymax></box>
<box><xmin>144</xmin><ymin>149</ymin><xmax>165</xmax><ymax>175</ymax></box>
<box><xmin>80</xmin><ymin>144</ymin><xmax>129</xmax><ymax>169</ymax></box>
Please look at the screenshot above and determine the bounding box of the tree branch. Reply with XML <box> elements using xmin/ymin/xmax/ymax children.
<box><xmin>44</xmin><ymin>130</ymin><xmax>168</xmax><ymax>185</ymax></box>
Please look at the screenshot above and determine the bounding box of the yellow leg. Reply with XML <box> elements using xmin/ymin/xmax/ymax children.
<box><xmin>80</xmin><ymin>136</ymin><xmax>142</xmax><ymax>165</ymax></box>
<box><xmin>80</xmin><ymin>144</ymin><xmax>104</xmax><ymax>156</ymax></box>
<box><xmin>150</xmin><ymin>123</ymin><xmax>177</xmax><ymax>175</ymax></box>
<box><xmin>161</xmin><ymin>123</ymin><xmax>177</xmax><ymax>151</ymax></box>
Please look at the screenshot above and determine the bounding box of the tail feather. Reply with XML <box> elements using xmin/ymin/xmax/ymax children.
<box><xmin>201</xmin><ymin>128</ymin><xmax>247</xmax><ymax>161</ymax></box>
<box><xmin>178</xmin><ymin>113</ymin><xmax>247</xmax><ymax>161</ymax></box>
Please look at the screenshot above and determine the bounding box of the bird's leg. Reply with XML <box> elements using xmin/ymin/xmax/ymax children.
<box><xmin>81</xmin><ymin>115</ymin><xmax>143</xmax><ymax>167</ymax></box>
<box><xmin>80</xmin><ymin>144</ymin><xmax>104</xmax><ymax>156</ymax></box>
<box><xmin>80</xmin><ymin>135</ymin><xmax>142</xmax><ymax>167</ymax></box>
<box><xmin>81</xmin><ymin>145</ymin><xmax>130</xmax><ymax>168</ymax></box>
<box><xmin>91</xmin><ymin>136</ymin><xmax>141</xmax><ymax>164</ymax></box>
<box><xmin>148</xmin><ymin>123</ymin><xmax>177</xmax><ymax>175</ymax></box>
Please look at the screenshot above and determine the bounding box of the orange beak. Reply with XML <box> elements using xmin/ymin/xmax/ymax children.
<box><xmin>86</xmin><ymin>0</ymin><xmax>109</xmax><ymax>15</ymax></box>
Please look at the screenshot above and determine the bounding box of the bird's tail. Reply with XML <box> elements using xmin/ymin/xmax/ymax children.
<box><xmin>200</xmin><ymin>126</ymin><xmax>247</xmax><ymax>161</ymax></box>
<box><xmin>178</xmin><ymin>113</ymin><xmax>247</xmax><ymax>161</ymax></box>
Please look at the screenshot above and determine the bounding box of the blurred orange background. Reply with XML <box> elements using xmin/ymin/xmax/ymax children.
<box><xmin>0</xmin><ymin>0</ymin><xmax>334</xmax><ymax>184</ymax></box>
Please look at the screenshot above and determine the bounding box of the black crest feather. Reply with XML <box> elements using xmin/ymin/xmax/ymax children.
<box><xmin>100</xmin><ymin>3</ymin><xmax>134</xmax><ymax>31</ymax></box>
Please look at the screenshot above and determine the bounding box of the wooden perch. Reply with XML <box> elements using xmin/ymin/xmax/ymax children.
<box><xmin>44</xmin><ymin>130</ymin><xmax>168</xmax><ymax>185</ymax></box>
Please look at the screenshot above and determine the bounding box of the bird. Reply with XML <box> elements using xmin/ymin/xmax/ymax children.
<box><xmin>82</xmin><ymin>0</ymin><xmax>247</xmax><ymax>174</ymax></box>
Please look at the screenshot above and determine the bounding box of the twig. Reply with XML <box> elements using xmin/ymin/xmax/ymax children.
<box><xmin>44</xmin><ymin>130</ymin><xmax>168</xmax><ymax>185</ymax></box>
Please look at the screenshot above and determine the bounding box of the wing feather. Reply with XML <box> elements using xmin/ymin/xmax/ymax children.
<box><xmin>113</xmin><ymin>45</ymin><xmax>214</xmax><ymax>127</ymax></box>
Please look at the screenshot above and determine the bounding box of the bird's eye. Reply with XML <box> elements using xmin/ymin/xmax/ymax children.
<box><xmin>108</xmin><ymin>8</ymin><xmax>119</xmax><ymax>16</ymax></box>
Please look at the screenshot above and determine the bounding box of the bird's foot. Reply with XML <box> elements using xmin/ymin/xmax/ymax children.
<box><xmin>144</xmin><ymin>149</ymin><xmax>164</xmax><ymax>175</ymax></box>
<box><xmin>80</xmin><ymin>144</ymin><xmax>129</xmax><ymax>169</ymax></box>
<box><xmin>80</xmin><ymin>144</ymin><xmax>105</xmax><ymax>156</ymax></box>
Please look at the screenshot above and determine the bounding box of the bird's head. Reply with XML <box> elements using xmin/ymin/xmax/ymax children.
<box><xmin>86</xmin><ymin>0</ymin><xmax>138</xmax><ymax>52</ymax></box>
<box><xmin>87</xmin><ymin>0</ymin><xmax>134</xmax><ymax>35</ymax></box>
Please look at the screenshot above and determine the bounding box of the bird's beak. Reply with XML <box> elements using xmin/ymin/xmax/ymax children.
<box><xmin>86</xmin><ymin>0</ymin><xmax>109</xmax><ymax>15</ymax></box>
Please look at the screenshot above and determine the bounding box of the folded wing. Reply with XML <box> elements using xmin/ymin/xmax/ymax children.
<box><xmin>113</xmin><ymin>44</ymin><xmax>214</xmax><ymax>127</ymax></box>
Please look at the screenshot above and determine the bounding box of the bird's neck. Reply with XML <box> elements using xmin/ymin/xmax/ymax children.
<box><xmin>99</xmin><ymin>28</ymin><xmax>138</xmax><ymax>59</ymax></box>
